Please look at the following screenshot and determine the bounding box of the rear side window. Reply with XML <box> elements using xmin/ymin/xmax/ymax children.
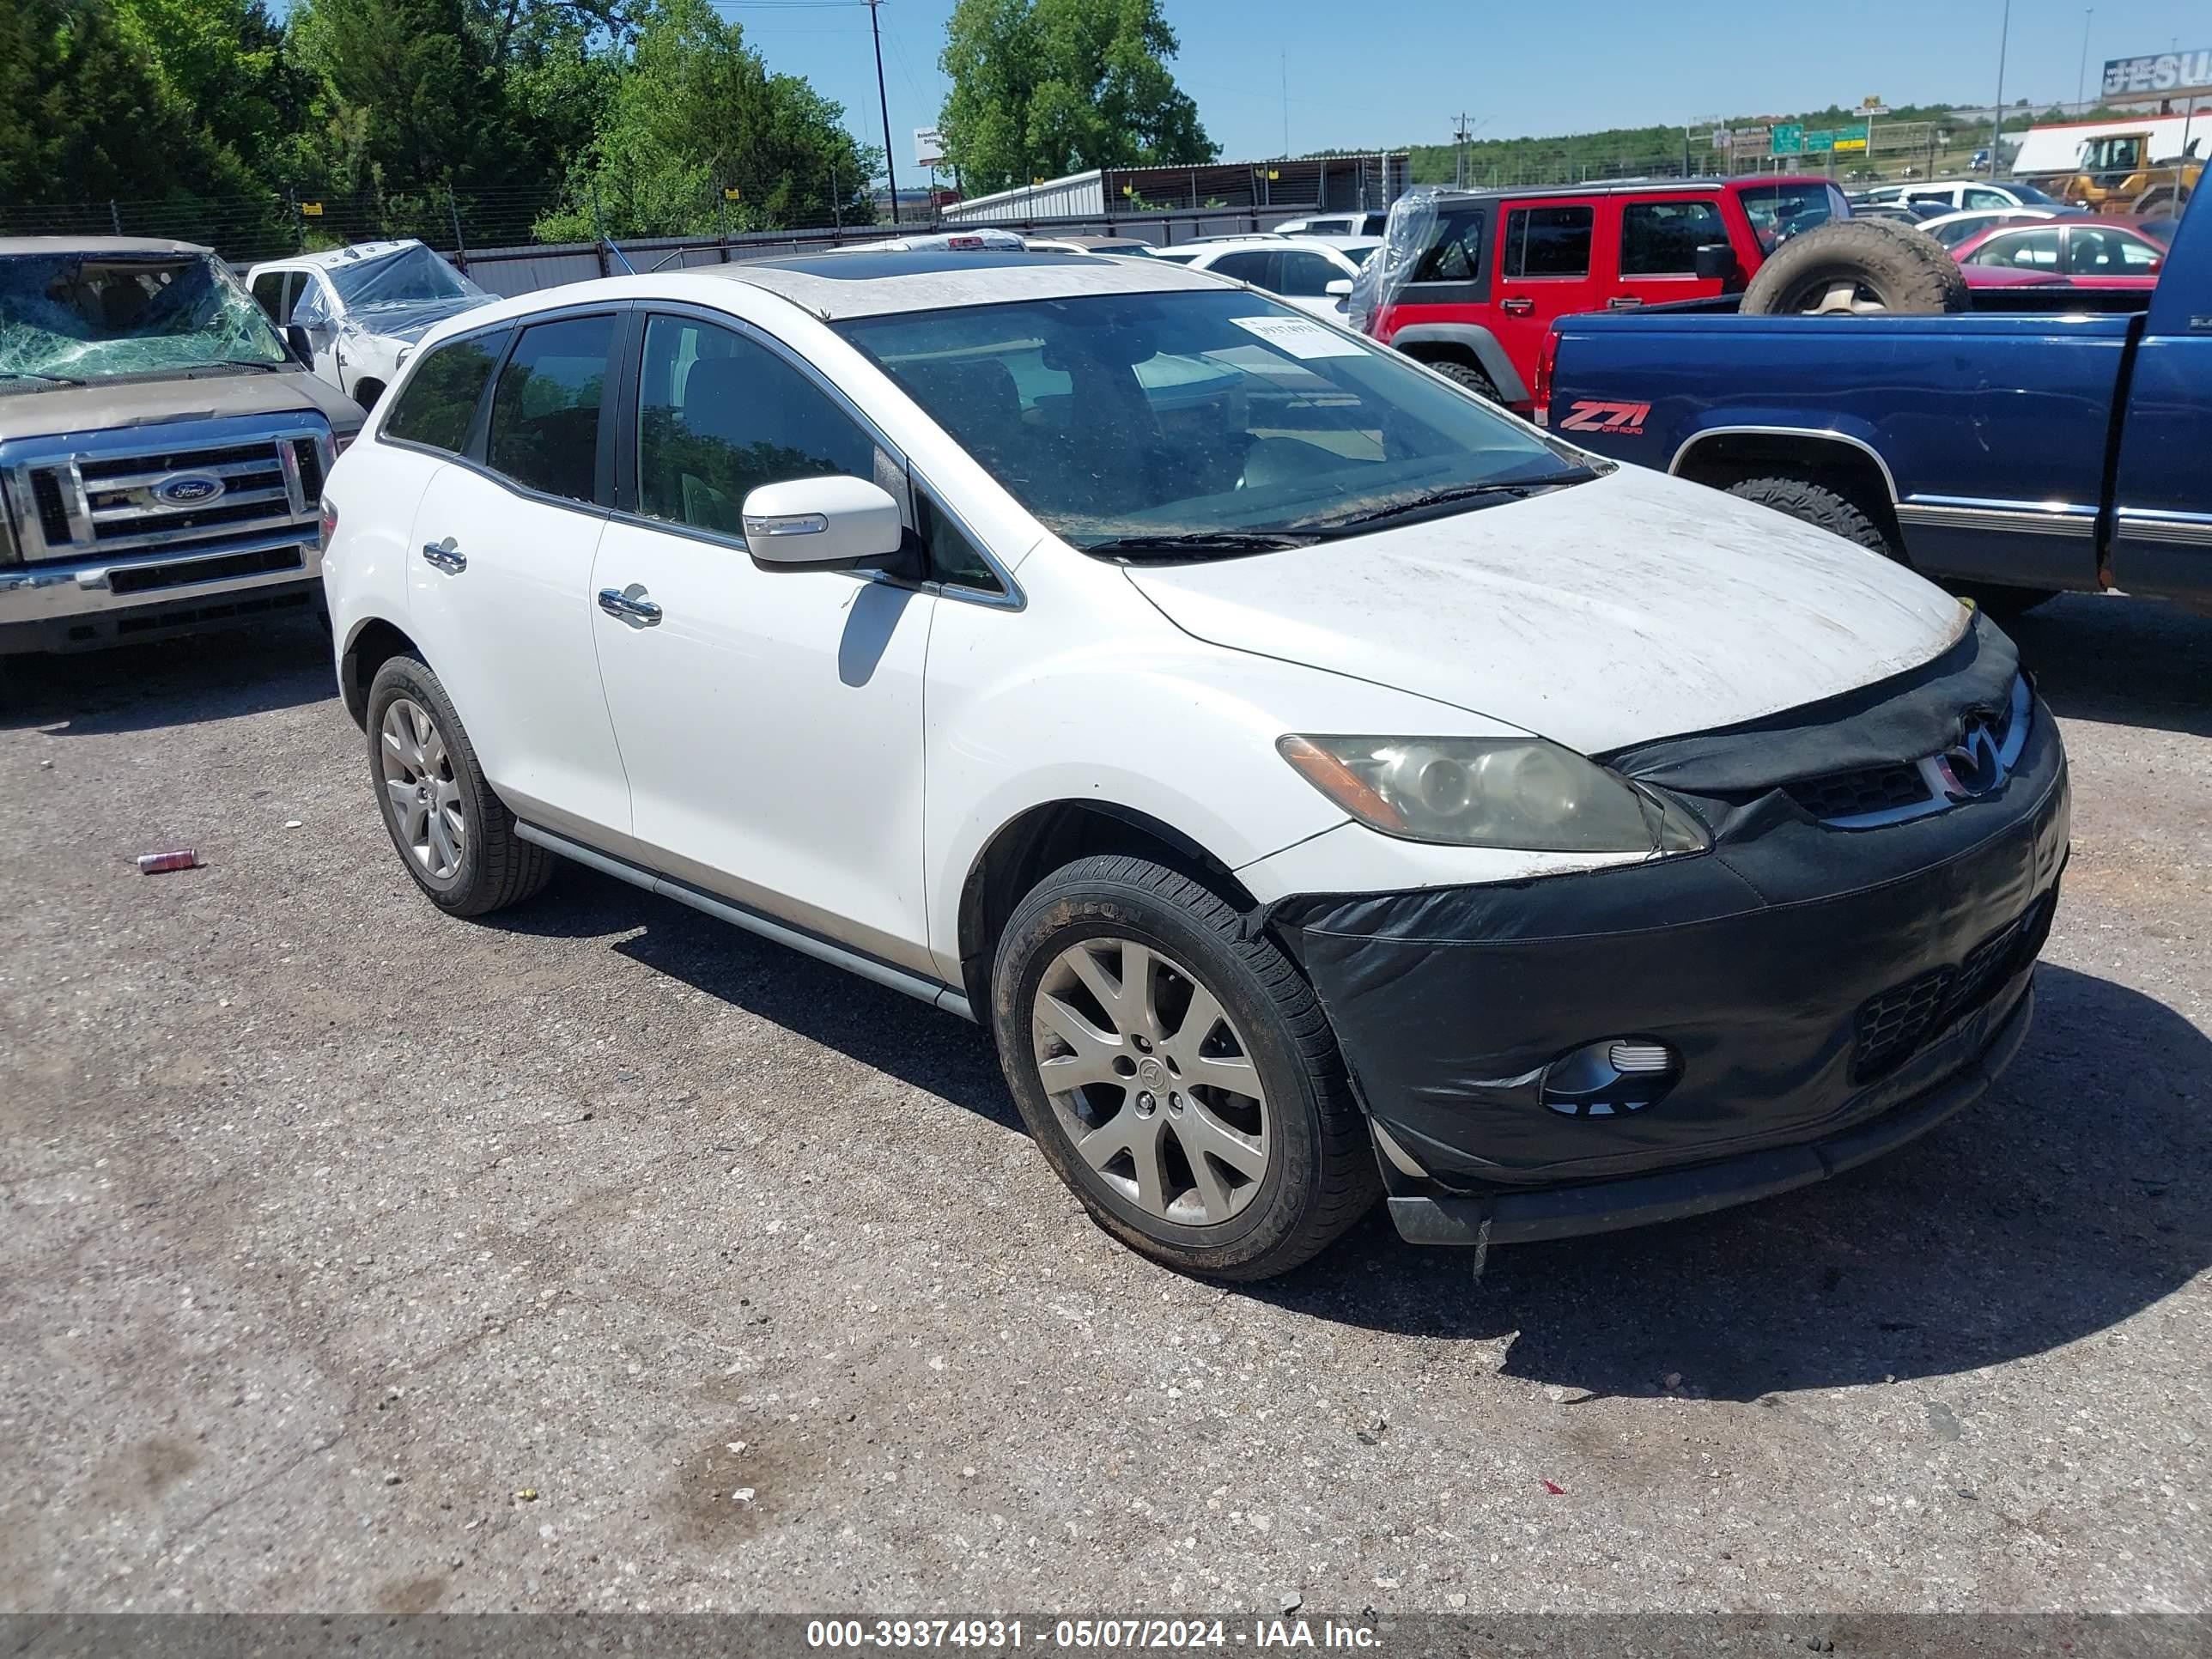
<box><xmin>1413</xmin><ymin>209</ymin><xmax>1484</xmax><ymax>282</ymax></box>
<box><xmin>635</xmin><ymin>314</ymin><xmax>877</xmax><ymax>538</ymax></box>
<box><xmin>487</xmin><ymin>314</ymin><xmax>614</xmax><ymax>502</ymax></box>
<box><xmin>1208</xmin><ymin>250</ymin><xmax>1274</xmax><ymax>285</ymax></box>
<box><xmin>1620</xmin><ymin>198</ymin><xmax>1729</xmax><ymax>276</ymax></box>
<box><xmin>383</xmin><ymin>330</ymin><xmax>509</xmax><ymax>455</ymax></box>
<box><xmin>915</xmin><ymin>488</ymin><xmax>1001</xmax><ymax>593</ymax></box>
<box><xmin>1503</xmin><ymin>205</ymin><xmax>1594</xmax><ymax>277</ymax></box>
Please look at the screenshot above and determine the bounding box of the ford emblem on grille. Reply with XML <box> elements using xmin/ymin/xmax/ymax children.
<box><xmin>154</xmin><ymin>472</ymin><xmax>225</xmax><ymax>507</ymax></box>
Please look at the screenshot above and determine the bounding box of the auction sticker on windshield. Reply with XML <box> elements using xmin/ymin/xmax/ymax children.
<box><xmin>1226</xmin><ymin>314</ymin><xmax>1365</xmax><ymax>359</ymax></box>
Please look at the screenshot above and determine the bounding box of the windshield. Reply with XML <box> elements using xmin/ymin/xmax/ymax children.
<box><xmin>325</xmin><ymin>244</ymin><xmax>487</xmax><ymax>312</ymax></box>
<box><xmin>836</xmin><ymin>289</ymin><xmax>1591</xmax><ymax>553</ymax></box>
<box><xmin>0</xmin><ymin>252</ymin><xmax>289</xmax><ymax>384</ymax></box>
<box><xmin>1740</xmin><ymin>182</ymin><xmax>1845</xmax><ymax>252</ymax></box>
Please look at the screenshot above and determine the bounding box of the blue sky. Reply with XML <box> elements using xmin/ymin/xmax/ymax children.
<box><xmin>720</xmin><ymin>0</ymin><xmax>2210</xmax><ymax>175</ymax></box>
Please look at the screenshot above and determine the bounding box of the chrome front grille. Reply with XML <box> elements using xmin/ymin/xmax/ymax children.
<box><xmin>3</xmin><ymin>415</ymin><xmax>331</xmax><ymax>562</ymax></box>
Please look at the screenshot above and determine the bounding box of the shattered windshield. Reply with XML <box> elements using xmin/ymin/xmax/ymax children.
<box><xmin>324</xmin><ymin>245</ymin><xmax>488</xmax><ymax>313</ymax></box>
<box><xmin>0</xmin><ymin>252</ymin><xmax>289</xmax><ymax>385</ymax></box>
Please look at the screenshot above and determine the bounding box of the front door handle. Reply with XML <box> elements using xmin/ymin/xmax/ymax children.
<box><xmin>421</xmin><ymin>538</ymin><xmax>465</xmax><ymax>574</ymax></box>
<box><xmin>1501</xmin><ymin>297</ymin><xmax>1534</xmax><ymax>316</ymax></box>
<box><xmin>597</xmin><ymin>584</ymin><xmax>663</xmax><ymax>627</ymax></box>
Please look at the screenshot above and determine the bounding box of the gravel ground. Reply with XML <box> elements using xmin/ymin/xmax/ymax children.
<box><xmin>1</xmin><ymin>592</ymin><xmax>2206</xmax><ymax>1620</ymax></box>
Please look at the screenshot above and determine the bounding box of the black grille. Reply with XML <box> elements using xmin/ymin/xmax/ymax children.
<box><xmin>106</xmin><ymin>544</ymin><xmax>305</xmax><ymax>596</ymax></box>
<box><xmin>30</xmin><ymin>469</ymin><xmax>71</xmax><ymax>545</ymax></box>
<box><xmin>290</xmin><ymin>437</ymin><xmax>325</xmax><ymax>502</ymax></box>
<box><xmin>1788</xmin><ymin>763</ymin><xmax>1933</xmax><ymax>823</ymax></box>
<box><xmin>77</xmin><ymin>441</ymin><xmax>276</xmax><ymax>480</ymax></box>
<box><xmin>1851</xmin><ymin>894</ymin><xmax>2054</xmax><ymax>1083</ymax></box>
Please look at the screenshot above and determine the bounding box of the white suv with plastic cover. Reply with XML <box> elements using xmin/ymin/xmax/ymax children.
<box><xmin>321</xmin><ymin>246</ymin><xmax>2068</xmax><ymax>1279</ymax></box>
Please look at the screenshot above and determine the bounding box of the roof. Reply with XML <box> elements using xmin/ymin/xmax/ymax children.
<box><xmin>250</xmin><ymin>240</ymin><xmax>425</xmax><ymax>272</ymax></box>
<box><xmin>696</xmin><ymin>246</ymin><xmax>1223</xmax><ymax>319</ymax></box>
<box><xmin>1422</xmin><ymin>175</ymin><xmax>1797</xmax><ymax>204</ymax></box>
<box><xmin>0</xmin><ymin>235</ymin><xmax>210</xmax><ymax>258</ymax></box>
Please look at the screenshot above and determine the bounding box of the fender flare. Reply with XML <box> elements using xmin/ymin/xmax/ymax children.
<box><xmin>1384</xmin><ymin>323</ymin><xmax>1530</xmax><ymax>404</ymax></box>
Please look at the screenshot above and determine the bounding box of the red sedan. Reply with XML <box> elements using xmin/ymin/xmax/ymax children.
<box><xmin>1952</xmin><ymin>215</ymin><xmax>2171</xmax><ymax>289</ymax></box>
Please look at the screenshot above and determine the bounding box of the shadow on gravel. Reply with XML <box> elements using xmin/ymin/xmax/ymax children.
<box><xmin>1</xmin><ymin>615</ymin><xmax>334</xmax><ymax>735</ymax></box>
<box><xmin>2008</xmin><ymin>593</ymin><xmax>2212</xmax><ymax>739</ymax></box>
<box><xmin>484</xmin><ymin>863</ymin><xmax>1024</xmax><ymax>1132</ymax></box>
<box><xmin>1256</xmin><ymin>963</ymin><xmax>2210</xmax><ymax>1398</ymax></box>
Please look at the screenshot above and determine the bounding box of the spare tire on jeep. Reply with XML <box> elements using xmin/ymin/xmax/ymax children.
<box><xmin>1741</xmin><ymin>218</ymin><xmax>1968</xmax><ymax>316</ymax></box>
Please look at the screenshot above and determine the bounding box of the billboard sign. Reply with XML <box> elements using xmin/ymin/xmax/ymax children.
<box><xmin>914</xmin><ymin>127</ymin><xmax>947</xmax><ymax>168</ymax></box>
<box><xmin>2102</xmin><ymin>50</ymin><xmax>2212</xmax><ymax>97</ymax></box>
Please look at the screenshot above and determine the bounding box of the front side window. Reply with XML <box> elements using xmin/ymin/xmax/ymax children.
<box><xmin>1413</xmin><ymin>209</ymin><xmax>1483</xmax><ymax>282</ymax></box>
<box><xmin>487</xmin><ymin>314</ymin><xmax>614</xmax><ymax>502</ymax></box>
<box><xmin>383</xmin><ymin>329</ymin><xmax>509</xmax><ymax>453</ymax></box>
<box><xmin>836</xmin><ymin>289</ymin><xmax>1591</xmax><ymax>554</ymax></box>
<box><xmin>1503</xmin><ymin>205</ymin><xmax>1594</xmax><ymax>277</ymax></box>
<box><xmin>251</xmin><ymin>271</ymin><xmax>295</xmax><ymax>324</ymax></box>
<box><xmin>1968</xmin><ymin>228</ymin><xmax>2061</xmax><ymax>270</ymax></box>
<box><xmin>1276</xmin><ymin>252</ymin><xmax>1346</xmax><ymax>296</ymax></box>
<box><xmin>1620</xmin><ymin>198</ymin><xmax>1728</xmax><ymax>276</ymax></box>
<box><xmin>635</xmin><ymin>314</ymin><xmax>877</xmax><ymax>537</ymax></box>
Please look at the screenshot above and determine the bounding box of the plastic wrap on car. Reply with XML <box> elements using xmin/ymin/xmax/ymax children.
<box><xmin>1346</xmin><ymin>189</ymin><xmax>1441</xmax><ymax>336</ymax></box>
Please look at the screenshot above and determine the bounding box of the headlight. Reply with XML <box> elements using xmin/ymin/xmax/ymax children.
<box><xmin>1278</xmin><ymin>733</ymin><xmax>1709</xmax><ymax>854</ymax></box>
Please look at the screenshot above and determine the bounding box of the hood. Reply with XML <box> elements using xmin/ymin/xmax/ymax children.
<box><xmin>0</xmin><ymin>367</ymin><xmax>363</xmax><ymax>443</ymax></box>
<box><xmin>348</xmin><ymin>294</ymin><xmax>495</xmax><ymax>345</ymax></box>
<box><xmin>1122</xmin><ymin>463</ymin><xmax>1969</xmax><ymax>755</ymax></box>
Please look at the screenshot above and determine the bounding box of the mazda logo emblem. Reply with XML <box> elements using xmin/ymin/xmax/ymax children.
<box><xmin>1936</xmin><ymin>721</ymin><xmax>2006</xmax><ymax>799</ymax></box>
<box><xmin>154</xmin><ymin>472</ymin><xmax>225</xmax><ymax>507</ymax></box>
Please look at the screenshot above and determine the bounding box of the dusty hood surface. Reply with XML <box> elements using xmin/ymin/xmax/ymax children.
<box><xmin>0</xmin><ymin>368</ymin><xmax>362</xmax><ymax>442</ymax></box>
<box><xmin>1123</xmin><ymin>463</ymin><xmax>1969</xmax><ymax>754</ymax></box>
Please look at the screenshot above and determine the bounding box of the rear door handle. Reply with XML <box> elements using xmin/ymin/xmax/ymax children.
<box><xmin>597</xmin><ymin>584</ymin><xmax>663</xmax><ymax>627</ymax></box>
<box><xmin>1607</xmin><ymin>296</ymin><xmax>1644</xmax><ymax>309</ymax></box>
<box><xmin>1501</xmin><ymin>298</ymin><xmax>1534</xmax><ymax>316</ymax></box>
<box><xmin>421</xmin><ymin>538</ymin><xmax>465</xmax><ymax>574</ymax></box>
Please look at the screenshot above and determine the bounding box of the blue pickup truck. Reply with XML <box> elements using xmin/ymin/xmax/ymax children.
<box><xmin>1538</xmin><ymin>187</ymin><xmax>2209</xmax><ymax>617</ymax></box>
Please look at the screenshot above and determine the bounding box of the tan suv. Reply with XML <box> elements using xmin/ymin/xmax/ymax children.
<box><xmin>1</xmin><ymin>237</ymin><xmax>364</xmax><ymax>665</ymax></box>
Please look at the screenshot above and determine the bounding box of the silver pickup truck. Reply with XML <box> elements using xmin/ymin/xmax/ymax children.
<box><xmin>1</xmin><ymin>237</ymin><xmax>365</xmax><ymax>662</ymax></box>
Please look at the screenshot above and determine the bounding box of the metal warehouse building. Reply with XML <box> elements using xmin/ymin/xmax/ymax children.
<box><xmin>940</xmin><ymin>155</ymin><xmax>1409</xmax><ymax>224</ymax></box>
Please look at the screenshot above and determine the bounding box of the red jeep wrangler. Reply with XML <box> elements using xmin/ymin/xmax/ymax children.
<box><xmin>1367</xmin><ymin>176</ymin><xmax>1850</xmax><ymax>411</ymax></box>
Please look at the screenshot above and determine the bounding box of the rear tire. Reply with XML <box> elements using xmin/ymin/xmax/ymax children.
<box><xmin>1741</xmin><ymin>218</ymin><xmax>1968</xmax><ymax>316</ymax></box>
<box><xmin>365</xmin><ymin>653</ymin><xmax>554</xmax><ymax>918</ymax></box>
<box><xmin>991</xmin><ymin>854</ymin><xmax>1380</xmax><ymax>1280</ymax></box>
<box><xmin>1426</xmin><ymin>358</ymin><xmax>1503</xmax><ymax>404</ymax></box>
<box><xmin>1726</xmin><ymin>475</ymin><xmax>1897</xmax><ymax>558</ymax></box>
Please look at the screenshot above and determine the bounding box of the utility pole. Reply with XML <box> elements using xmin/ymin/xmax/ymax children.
<box><xmin>868</xmin><ymin>0</ymin><xmax>899</xmax><ymax>224</ymax></box>
<box><xmin>1280</xmin><ymin>52</ymin><xmax>1289</xmax><ymax>157</ymax></box>
<box><xmin>1990</xmin><ymin>0</ymin><xmax>2012</xmax><ymax>177</ymax></box>
<box><xmin>1452</xmin><ymin>112</ymin><xmax>1474</xmax><ymax>187</ymax></box>
<box><xmin>2076</xmin><ymin>9</ymin><xmax>2094</xmax><ymax>111</ymax></box>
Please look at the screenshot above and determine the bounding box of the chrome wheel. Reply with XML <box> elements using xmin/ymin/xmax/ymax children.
<box><xmin>1030</xmin><ymin>937</ymin><xmax>1270</xmax><ymax>1227</ymax></box>
<box><xmin>1796</xmin><ymin>277</ymin><xmax>1895</xmax><ymax>315</ymax></box>
<box><xmin>380</xmin><ymin>696</ymin><xmax>465</xmax><ymax>881</ymax></box>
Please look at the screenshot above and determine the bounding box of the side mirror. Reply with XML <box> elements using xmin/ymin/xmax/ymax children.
<box><xmin>285</xmin><ymin>324</ymin><xmax>314</xmax><ymax>364</ymax></box>
<box><xmin>1324</xmin><ymin>277</ymin><xmax>1355</xmax><ymax>298</ymax></box>
<box><xmin>741</xmin><ymin>475</ymin><xmax>906</xmax><ymax>572</ymax></box>
<box><xmin>1692</xmin><ymin>243</ymin><xmax>1741</xmax><ymax>283</ymax></box>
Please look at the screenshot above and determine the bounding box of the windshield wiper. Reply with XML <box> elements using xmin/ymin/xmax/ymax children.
<box><xmin>1309</xmin><ymin>470</ymin><xmax>1598</xmax><ymax>533</ymax></box>
<box><xmin>0</xmin><ymin>369</ymin><xmax>85</xmax><ymax>386</ymax></box>
<box><xmin>1082</xmin><ymin>531</ymin><xmax>1326</xmax><ymax>561</ymax></box>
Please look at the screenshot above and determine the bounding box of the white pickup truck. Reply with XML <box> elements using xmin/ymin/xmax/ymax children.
<box><xmin>246</xmin><ymin>240</ymin><xmax>495</xmax><ymax>412</ymax></box>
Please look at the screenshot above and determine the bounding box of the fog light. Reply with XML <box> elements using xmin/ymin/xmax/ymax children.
<box><xmin>1541</xmin><ymin>1037</ymin><xmax>1680</xmax><ymax>1116</ymax></box>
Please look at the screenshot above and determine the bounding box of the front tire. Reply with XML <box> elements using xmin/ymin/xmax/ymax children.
<box><xmin>365</xmin><ymin>653</ymin><xmax>554</xmax><ymax>917</ymax></box>
<box><xmin>1727</xmin><ymin>475</ymin><xmax>1896</xmax><ymax>558</ymax></box>
<box><xmin>991</xmin><ymin>854</ymin><xmax>1379</xmax><ymax>1279</ymax></box>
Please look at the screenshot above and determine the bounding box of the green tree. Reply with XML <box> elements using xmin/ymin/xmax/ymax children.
<box><xmin>938</xmin><ymin>0</ymin><xmax>1214</xmax><ymax>196</ymax></box>
<box><xmin>535</xmin><ymin>0</ymin><xmax>877</xmax><ymax>240</ymax></box>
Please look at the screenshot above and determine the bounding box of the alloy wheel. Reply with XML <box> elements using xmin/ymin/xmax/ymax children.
<box><xmin>1030</xmin><ymin>936</ymin><xmax>1271</xmax><ymax>1226</ymax></box>
<box><xmin>379</xmin><ymin>696</ymin><xmax>465</xmax><ymax>881</ymax></box>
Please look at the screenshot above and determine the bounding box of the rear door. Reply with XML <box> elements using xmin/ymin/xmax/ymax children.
<box><xmin>2107</xmin><ymin>195</ymin><xmax>2212</xmax><ymax>601</ymax></box>
<box><xmin>403</xmin><ymin>307</ymin><xmax>637</xmax><ymax>852</ymax></box>
<box><xmin>1492</xmin><ymin>197</ymin><xmax>1601</xmax><ymax>395</ymax></box>
<box><xmin>1612</xmin><ymin>191</ymin><xmax>1734</xmax><ymax>311</ymax></box>
<box><xmin>1273</xmin><ymin>247</ymin><xmax>1353</xmax><ymax>319</ymax></box>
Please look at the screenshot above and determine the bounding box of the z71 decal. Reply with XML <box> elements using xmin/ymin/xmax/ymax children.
<box><xmin>1557</xmin><ymin>400</ymin><xmax>1651</xmax><ymax>435</ymax></box>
